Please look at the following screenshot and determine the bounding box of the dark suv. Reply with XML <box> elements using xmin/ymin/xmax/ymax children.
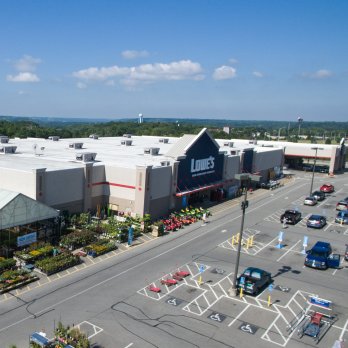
<box><xmin>280</xmin><ymin>210</ymin><xmax>302</xmax><ymax>225</ymax></box>
<box><xmin>311</xmin><ymin>191</ymin><xmax>325</xmax><ymax>201</ymax></box>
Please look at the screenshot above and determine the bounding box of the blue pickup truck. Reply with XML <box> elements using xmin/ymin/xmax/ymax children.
<box><xmin>304</xmin><ymin>241</ymin><xmax>341</xmax><ymax>270</ymax></box>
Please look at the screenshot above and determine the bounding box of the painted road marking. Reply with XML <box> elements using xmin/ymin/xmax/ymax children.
<box><xmin>276</xmin><ymin>240</ymin><xmax>302</xmax><ymax>262</ymax></box>
<box><xmin>228</xmin><ymin>304</ymin><xmax>250</xmax><ymax>327</ymax></box>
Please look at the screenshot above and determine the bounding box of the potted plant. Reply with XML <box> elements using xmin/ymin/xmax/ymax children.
<box><xmin>152</xmin><ymin>220</ymin><xmax>164</xmax><ymax>237</ymax></box>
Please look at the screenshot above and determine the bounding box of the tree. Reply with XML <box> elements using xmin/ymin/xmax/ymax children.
<box><xmin>325</xmin><ymin>138</ymin><xmax>332</xmax><ymax>144</ymax></box>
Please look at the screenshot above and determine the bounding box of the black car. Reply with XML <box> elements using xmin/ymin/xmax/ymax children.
<box><xmin>311</xmin><ymin>191</ymin><xmax>325</xmax><ymax>201</ymax></box>
<box><xmin>237</xmin><ymin>267</ymin><xmax>272</xmax><ymax>295</ymax></box>
<box><xmin>280</xmin><ymin>210</ymin><xmax>302</xmax><ymax>225</ymax></box>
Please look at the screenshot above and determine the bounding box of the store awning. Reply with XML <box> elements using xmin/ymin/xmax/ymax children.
<box><xmin>175</xmin><ymin>182</ymin><xmax>223</xmax><ymax>197</ymax></box>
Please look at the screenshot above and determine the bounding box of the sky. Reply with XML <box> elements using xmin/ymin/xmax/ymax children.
<box><xmin>1</xmin><ymin>0</ymin><xmax>348</xmax><ymax>122</ymax></box>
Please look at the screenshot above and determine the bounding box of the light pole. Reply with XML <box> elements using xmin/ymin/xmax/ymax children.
<box><xmin>297</xmin><ymin>117</ymin><xmax>303</xmax><ymax>138</ymax></box>
<box><xmin>278</xmin><ymin>127</ymin><xmax>286</xmax><ymax>141</ymax></box>
<box><xmin>309</xmin><ymin>147</ymin><xmax>323</xmax><ymax>196</ymax></box>
<box><xmin>230</xmin><ymin>174</ymin><xmax>261</xmax><ymax>296</ymax></box>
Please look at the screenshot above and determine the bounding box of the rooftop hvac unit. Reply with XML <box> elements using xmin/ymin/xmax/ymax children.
<box><xmin>89</xmin><ymin>134</ymin><xmax>99</xmax><ymax>139</ymax></box>
<box><xmin>121</xmin><ymin>140</ymin><xmax>133</xmax><ymax>146</ymax></box>
<box><xmin>0</xmin><ymin>145</ymin><xmax>17</xmax><ymax>154</ymax></box>
<box><xmin>159</xmin><ymin>138</ymin><xmax>169</xmax><ymax>143</ymax></box>
<box><xmin>160</xmin><ymin>161</ymin><xmax>170</xmax><ymax>166</ymax></box>
<box><xmin>144</xmin><ymin>147</ymin><xmax>160</xmax><ymax>155</ymax></box>
<box><xmin>249</xmin><ymin>139</ymin><xmax>257</xmax><ymax>145</ymax></box>
<box><xmin>48</xmin><ymin>136</ymin><xmax>60</xmax><ymax>141</ymax></box>
<box><xmin>230</xmin><ymin>150</ymin><xmax>240</xmax><ymax>156</ymax></box>
<box><xmin>69</xmin><ymin>142</ymin><xmax>83</xmax><ymax>149</ymax></box>
<box><xmin>0</xmin><ymin>136</ymin><xmax>9</xmax><ymax>143</ymax></box>
<box><xmin>75</xmin><ymin>152</ymin><xmax>97</xmax><ymax>162</ymax></box>
<box><xmin>223</xmin><ymin>141</ymin><xmax>234</xmax><ymax>147</ymax></box>
<box><xmin>123</xmin><ymin>134</ymin><xmax>132</xmax><ymax>138</ymax></box>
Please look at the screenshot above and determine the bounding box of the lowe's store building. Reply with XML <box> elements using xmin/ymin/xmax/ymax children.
<box><xmin>0</xmin><ymin>128</ymin><xmax>284</xmax><ymax>219</ymax></box>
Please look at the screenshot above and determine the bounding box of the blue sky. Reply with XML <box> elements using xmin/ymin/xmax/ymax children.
<box><xmin>1</xmin><ymin>0</ymin><xmax>347</xmax><ymax>121</ymax></box>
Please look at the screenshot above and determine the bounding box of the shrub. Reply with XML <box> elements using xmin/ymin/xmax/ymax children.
<box><xmin>0</xmin><ymin>258</ymin><xmax>16</xmax><ymax>273</ymax></box>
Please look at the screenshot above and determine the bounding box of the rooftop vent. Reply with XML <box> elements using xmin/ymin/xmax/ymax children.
<box><xmin>160</xmin><ymin>160</ymin><xmax>170</xmax><ymax>166</ymax></box>
<box><xmin>0</xmin><ymin>145</ymin><xmax>17</xmax><ymax>154</ymax></box>
<box><xmin>48</xmin><ymin>136</ymin><xmax>60</xmax><ymax>141</ymax></box>
<box><xmin>89</xmin><ymin>134</ymin><xmax>99</xmax><ymax>140</ymax></box>
<box><xmin>75</xmin><ymin>152</ymin><xmax>97</xmax><ymax>162</ymax></box>
<box><xmin>123</xmin><ymin>134</ymin><xmax>132</xmax><ymax>138</ymax></box>
<box><xmin>144</xmin><ymin>147</ymin><xmax>160</xmax><ymax>155</ymax></box>
<box><xmin>69</xmin><ymin>142</ymin><xmax>83</xmax><ymax>149</ymax></box>
<box><xmin>0</xmin><ymin>136</ymin><xmax>9</xmax><ymax>144</ymax></box>
<box><xmin>223</xmin><ymin>141</ymin><xmax>234</xmax><ymax>147</ymax></box>
<box><xmin>249</xmin><ymin>139</ymin><xmax>257</xmax><ymax>145</ymax></box>
<box><xmin>159</xmin><ymin>138</ymin><xmax>169</xmax><ymax>144</ymax></box>
<box><xmin>120</xmin><ymin>140</ymin><xmax>133</xmax><ymax>146</ymax></box>
<box><xmin>261</xmin><ymin>144</ymin><xmax>274</xmax><ymax>148</ymax></box>
<box><xmin>230</xmin><ymin>150</ymin><xmax>240</xmax><ymax>156</ymax></box>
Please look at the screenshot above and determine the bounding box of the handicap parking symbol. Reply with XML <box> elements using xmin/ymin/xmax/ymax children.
<box><xmin>275</xmin><ymin>285</ymin><xmax>291</xmax><ymax>293</ymax></box>
<box><xmin>208</xmin><ymin>312</ymin><xmax>226</xmax><ymax>323</ymax></box>
<box><xmin>166</xmin><ymin>297</ymin><xmax>182</xmax><ymax>306</ymax></box>
<box><xmin>239</xmin><ymin>322</ymin><xmax>258</xmax><ymax>335</ymax></box>
<box><xmin>211</xmin><ymin>268</ymin><xmax>225</xmax><ymax>275</ymax></box>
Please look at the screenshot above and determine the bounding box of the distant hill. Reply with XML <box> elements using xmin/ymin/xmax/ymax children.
<box><xmin>0</xmin><ymin>115</ymin><xmax>347</xmax><ymax>130</ymax></box>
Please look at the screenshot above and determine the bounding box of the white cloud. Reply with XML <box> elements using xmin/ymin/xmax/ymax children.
<box><xmin>213</xmin><ymin>65</ymin><xmax>236</xmax><ymax>80</ymax></box>
<box><xmin>73</xmin><ymin>60</ymin><xmax>204</xmax><ymax>85</ymax></box>
<box><xmin>77</xmin><ymin>82</ymin><xmax>87</xmax><ymax>89</ymax></box>
<box><xmin>229</xmin><ymin>58</ymin><xmax>238</xmax><ymax>64</ymax></box>
<box><xmin>253</xmin><ymin>71</ymin><xmax>264</xmax><ymax>78</ymax></box>
<box><xmin>301</xmin><ymin>69</ymin><xmax>333</xmax><ymax>79</ymax></box>
<box><xmin>121</xmin><ymin>50</ymin><xmax>149</xmax><ymax>59</ymax></box>
<box><xmin>7</xmin><ymin>72</ymin><xmax>40</xmax><ymax>82</ymax></box>
<box><xmin>14</xmin><ymin>55</ymin><xmax>42</xmax><ymax>72</ymax></box>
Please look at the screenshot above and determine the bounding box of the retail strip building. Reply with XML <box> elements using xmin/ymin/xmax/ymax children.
<box><xmin>0</xmin><ymin>129</ymin><xmax>344</xmax><ymax>219</ymax></box>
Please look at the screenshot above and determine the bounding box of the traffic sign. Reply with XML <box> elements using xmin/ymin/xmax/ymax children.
<box><xmin>268</xmin><ymin>284</ymin><xmax>274</xmax><ymax>292</ymax></box>
<box><xmin>199</xmin><ymin>264</ymin><xmax>205</xmax><ymax>273</ymax></box>
<box><xmin>239</xmin><ymin>276</ymin><xmax>245</xmax><ymax>285</ymax></box>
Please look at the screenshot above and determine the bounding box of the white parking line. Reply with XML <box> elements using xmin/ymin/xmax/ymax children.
<box><xmin>124</xmin><ymin>344</ymin><xmax>133</xmax><ymax>348</ymax></box>
<box><xmin>339</xmin><ymin>319</ymin><xmax>348</xmax><ymax>340</ymax></box>
<box><xmin>228</xmin><ymin>304</ymin><xmax>251</xmax><ymax>327</ymax></box>
<box><xmin>276</xmin><ymin>240</ymin><xmax>302</xmax><ymax>262</ymax></box>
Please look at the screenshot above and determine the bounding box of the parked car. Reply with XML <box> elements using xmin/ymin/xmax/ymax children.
<box><xmin>261</xmin><ymin>180</ymin><xmax>280</xmax><ymax>190</ymax></box>
<box><xmin>307</xmin><ymin>214</ymin><xmax>327</xmax><ymax>229</ymax></box>
<box><xmin>304</xmin><ymin>241</ymin><xmax>340</xmax><ymax>270</ymax></box>
<box><xmin>280</xmin><ymin>210</ymin><xmax>302</xmax><ymax>225</ymax></box>
<box><xmin>335</xmin><ymin>210</ymin><xmax>348</xmax><ymax>225</ymax></box>
<box><xmin>336</xmin><ymin>200</ymin><xmax>348</xmax><ymax>211</ymax></box>
<box><xmin>320</xmin><ymin>184</ymin><xmax>334</xmax><ymax>193</ymax></box>
<box><xmin>304</xmin><ymin>196</ymin><xmax>317</xmax><ymax>206</ymax></box>
<box><xmin>237</xmin><ymin>267</ymin><xmax>272</xmax><ymax>295</ymax></box>
<box><xmin>311</xmin><ymin>191</ymin><xmax>325</xmax><ymax>201</ymax></box>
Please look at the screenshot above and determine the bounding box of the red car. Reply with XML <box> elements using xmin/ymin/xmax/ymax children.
<box><xmin>320</xmin><ymin>184</ymin><xmax>334</xmax><ymax>193</ymax></box>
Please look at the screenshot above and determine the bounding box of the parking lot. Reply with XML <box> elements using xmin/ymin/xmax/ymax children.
<box><xmin>135</xmin><ymin>175</ymin><xmax>348</xmax><ymax>348</ymax></box>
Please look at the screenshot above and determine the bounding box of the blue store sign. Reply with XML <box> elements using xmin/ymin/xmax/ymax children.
<box><xmin>177</xmin><ymin>131</ymin><xmax>224</xmax><ymax>192</ymax></box>
<box><xmin>17</xmin><ymin>232</ymin><xmax>37</xmax><ymax>247</ymax></box>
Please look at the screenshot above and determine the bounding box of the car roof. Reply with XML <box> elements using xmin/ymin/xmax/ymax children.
<box><xmin>313</xmin><ymin>241</ymin><xmax>331</xmax><ymax>249</ymax></box>
<box><xmin>309</xmin><ymin>214</ymin><xmax>325</xmax><ymax>219</ymax></box>
<box><xmin>305</xmin><ymin>196</ymin><xmax>315</xmax><ymax>199</ymax></box>
<box><xmin>285</xmin><ymin>209</ymin><xmax>299</xmax><ymax>213</ymax></box>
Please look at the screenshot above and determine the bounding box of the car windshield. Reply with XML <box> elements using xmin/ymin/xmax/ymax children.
<box><xmin>310</xmin><ymin>250</ymin><xmax>327</xmax><ymax>258</ymax></box>
<box><xmin>285</xmin><ymin>211</ymin><xmax>297</xmax><ymax>215</ymax></box>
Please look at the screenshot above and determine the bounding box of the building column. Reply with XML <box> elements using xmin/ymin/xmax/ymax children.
<box><xmin>83</xmin><ymin>163</ymin><xmax>93</xmax><ymax>212</ymax></box>
<box><xmin>33</xmin><ymin>168</ymin><xmax>46</xmax><ymax>202</ymax></box>
<box><xmin>134</xmin><ymin>165</ymin><xmax>152</xmax><ymax>216</ymax></box>
<box><xmin>169</xmin><ymin>161</ymin><xmax>180</xmax><ymax>210</ymax></box>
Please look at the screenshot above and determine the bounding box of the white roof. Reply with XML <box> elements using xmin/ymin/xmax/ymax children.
<box><xmin>0</xmin><ymin>189</ymin><xmax>59</xmax><ymax>229</ymax></box>
<box><xmin>0</xmin><ymin>135</ymin><xmax>180</xmax><ymax>172</ymax></box>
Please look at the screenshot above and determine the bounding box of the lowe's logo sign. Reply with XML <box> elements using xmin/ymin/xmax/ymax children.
<box><xmin>190</xmin><ymin>156</ymin><xmax>215</xmax><ymax>177</ymax></box>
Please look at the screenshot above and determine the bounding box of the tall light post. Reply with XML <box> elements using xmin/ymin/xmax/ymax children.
<box><xmin>309</xmin><ymin>147</ymin><xmax>324</xmax><ymax>196</ymax></box>
<box><xmin>278</xmin><ymin>127</ymin><xmax>286</xmax><ymax>141</ymax></box>
<box><xmin>297</xmin><ymin>117</ymin><xmax>303</xmax><ymax>138</ymax></box>
<box><xmin>231</xmin><ymin>173</ymin><xmax>261</xmax><ymax>296</ymax></box>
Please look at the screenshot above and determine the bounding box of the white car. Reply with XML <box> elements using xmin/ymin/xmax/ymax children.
<box><xmin>304</xmin><ymin>196</ymin><xmax>317</xmax><ymax>206</ymax></box>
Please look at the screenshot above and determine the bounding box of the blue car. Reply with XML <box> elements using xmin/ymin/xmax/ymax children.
<box><xmin>307</xmin><ymin>214</ymin><xmax>326</xmax><ymax>229</ymax></box>
<box><xmin>335</xmin><ymin>210</ymin><xmax>348</xmax><ymax>225</ymax></box>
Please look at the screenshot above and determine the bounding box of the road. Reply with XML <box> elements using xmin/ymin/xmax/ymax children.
<box><xmin>0</xmin><ymin>170</ymin><xmax>347</xmax><ymax>348</ymax></box>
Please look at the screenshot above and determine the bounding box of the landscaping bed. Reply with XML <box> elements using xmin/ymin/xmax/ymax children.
<box><xmin>0</xmin><ymin>269</ymin><xmax>39</xmax><ymax>294</ymax></box>
<box><xmin>60</xmin><ymin>229</ymin><xmax>98</xmax><ymax>250</ymax></box>
<box><xmin>84</xmin><ymin>239</ymin><xmax>117</xmax><ymax>258</ymax></box>
<box><xmin>0</xmin><ymin>257</ymin><xmax>16</xmax><ymax>273</ymax></box>
<box><xmin>14</xmin><ymin>243</ymin><xmax>54</xmax><ymax>263</ymax></box>
<box><xmin>35</xmin><ymin>252</ymin><xmax>81</xmax><ymax>276</ymax></box>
